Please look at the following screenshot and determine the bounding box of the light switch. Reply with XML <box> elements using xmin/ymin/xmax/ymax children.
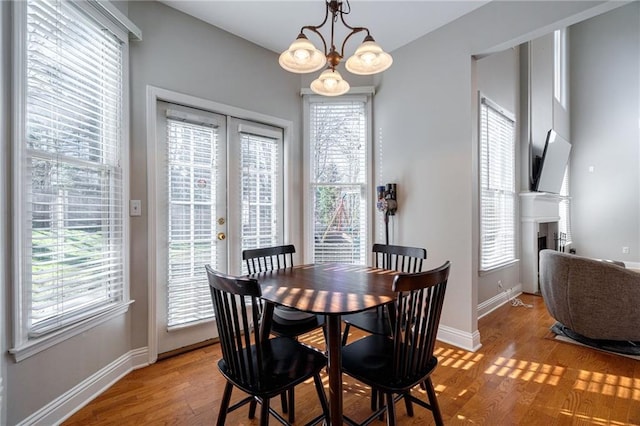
<box><xmin>130</xmin><ymin>200</ymin><xmax>142</xmax><ymax>217</ymax></box>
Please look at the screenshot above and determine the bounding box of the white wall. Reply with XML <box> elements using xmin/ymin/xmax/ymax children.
<box><xmin>570</xmin><ymin>2</ymin><xmax>640</xmax><ymax>263</ymax></box>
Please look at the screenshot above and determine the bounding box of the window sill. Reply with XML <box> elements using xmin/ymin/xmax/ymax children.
<box><xmin>9</xmin><ymin>300</ymin><xmax>134</xmax><ymax>362</ymax></box>
<box><xmin>479</xmin><ymin>259</ymin><xmax>519</xmax><ymax>276</ymax></box>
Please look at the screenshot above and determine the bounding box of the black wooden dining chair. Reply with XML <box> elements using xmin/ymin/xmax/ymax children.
<box><xmin>205</xmin><ymin>265</ymin><xmax>328</xmax><ymax>426</ymax></box>
<box><xmin>341</xmin><ymin>261</ymin><xmax>451</xmax><ymax>426</ymax></box>
<box><xmin>243</xmin><ymin>245</ymin><xmax>325</xmax><ymax>339</ymax></box>
<box><xmin>341</xmin><ymin>243</ymin><xmax>427</xmax><ymax>345</ymax></box>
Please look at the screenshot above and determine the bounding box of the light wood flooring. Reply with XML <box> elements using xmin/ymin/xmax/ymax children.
<box><xmin>63</xmin><ymin>294</ymin><xmax>640</xmax><ymax>425</ymax></box>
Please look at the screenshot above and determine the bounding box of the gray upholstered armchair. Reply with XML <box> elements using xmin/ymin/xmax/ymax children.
<box><xmin>539</xmin><ymin>249</ymin><xmax>640</xmax><ymax>342</ymax></box>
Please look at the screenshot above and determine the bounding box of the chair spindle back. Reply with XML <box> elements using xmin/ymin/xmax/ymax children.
<box><xmin>391</xmin><ymin>261</ymin><xmax>450</xmax><ymax>380</ymax></box>
<box><xmin>373</xmin><ymin>243</ymin><xmax>427</xmax><ymax>273</ymax></box>
<box><xmin>205</xmin><ymin>265</ymin><xmax>264</xmax><ymax>388</ymax></box>
<box><xmin>243</xmin><ymin>244</ymin><xmax>295</xmax><ymax>274</ymax></box>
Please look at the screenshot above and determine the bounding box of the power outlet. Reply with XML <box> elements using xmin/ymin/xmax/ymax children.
<box><xmin>497</xmin><ymin>280</ymin><xmax>504</xmax><ymax>291</ymax></box>
<box><xmin>130</xmin><ymin>200</ymin><xmax>142</xmax><ymax>217</ymax></box>
<box><xmin>622</xmin><ymin>247</ymin><xmax>630</xmax><ymax>254</ymax></box>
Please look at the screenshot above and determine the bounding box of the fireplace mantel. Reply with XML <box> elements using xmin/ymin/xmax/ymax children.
<box><xmin>520</xmin><ymin>192</ymin><xmax>561</xmax><ymax>293</ymax></box>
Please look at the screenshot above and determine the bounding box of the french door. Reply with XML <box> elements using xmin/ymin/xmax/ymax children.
<box><xmin>154</xmin><ymin>101</ymin><xmax>284</xmax><ymax>355</ymax></box>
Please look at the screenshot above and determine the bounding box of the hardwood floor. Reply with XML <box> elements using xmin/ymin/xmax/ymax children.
<box><xmin>63</xmin><ymin>294</ymin><xmax>640</xmax><ymax>425</ymax></box>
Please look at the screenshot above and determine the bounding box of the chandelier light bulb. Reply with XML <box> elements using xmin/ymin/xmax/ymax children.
<box><xmin>310</xmin><ymin>68</ymin><xmax>350</xmax><ymax>96</ymax></box>
<box><xmin>279</xmin><ymin>34</ymin><xmax>326</xmax><ymax>73</ymax></box>
<box><xmin>345</xmin><ymin>39</ymin><xmax>393</xmax><ymax>75</ymax></box>
<box><xmin>293</xmin><ymin>48</ymin><xmax>310</xmax><ymax>64</ymax></box>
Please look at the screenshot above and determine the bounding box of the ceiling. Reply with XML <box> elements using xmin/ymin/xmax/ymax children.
<box><xmin>159</xmin><ymin>1</ymin><xmax>490</xmax><ymax>58</ymax></box>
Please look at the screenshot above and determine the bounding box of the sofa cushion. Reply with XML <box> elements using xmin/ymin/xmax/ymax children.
<box><xmin>540</xmin><ymin>249</ymin><xmax>640</xmax><ymax>341</ymax></box>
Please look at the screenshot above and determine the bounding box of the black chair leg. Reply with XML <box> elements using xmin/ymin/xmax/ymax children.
<box><xmin>425</xmin><ymin>378</ymin><xmax>444</xmax><ymax>426</ymax></box>
<box><xmin>260</xmin><ymin>397</ymin><xmax>270</xmax><ymax>426</ymax></box>
<box><xmin>385</xmin><ymin>392</ymin><xmax>397</xmax><ymax>426</ymax></box>
<box><xmin>378</xmin><ymin>390</ymin><xmax>384</xmax><ymax>421</ymax></box>
<box><xmin>371</xmin><ymin>388</ymin><xmax>378</xmax><ymax>411</ymax></box>
<box><xmin>342</xmin><ymin>323</ymin><xmax>351</xmax><ymax>346</ymax></box>
<box><xmin>403</xmin><ymin>391</ymin><xmax>414</xmax><ymax>417</ymax></box>
<box><xmin>313</xmin><ymin>373</ymin><xmax>330</xmax><ymax>418</ymax></box>
<box><xmin>249</xmin><ymin>398</ymin><xmax>257</xmax><ymax>419</ymax></box>
<box><xmin>288</xmin><ymin>388</ymin><xmax>295</xmax><ymax>422</ymax></box>
<box><xmin>280</xmin><ymin>391</ymin><xmax>288</xmax><ymax>414</ymax></box>
<box><xmin>216</xmin><ymin>382</ymin><xmax>233</xmax><ymax>426</ymax></box>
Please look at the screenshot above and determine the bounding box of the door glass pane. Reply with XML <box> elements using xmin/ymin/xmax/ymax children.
<box><xmin>239</xmin><ymin>130</ymin><xmax>283</xmax><ymax>273</ymax></box>
<box><xmin>166</xmin><ymin>119</ymin><xmax>218</xmax><ymax>327</ymax></box>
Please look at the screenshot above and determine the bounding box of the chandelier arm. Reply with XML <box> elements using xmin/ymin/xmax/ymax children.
<box><xmin>301</xmin><ymin>26</ymin><xmax>328</xmax><ymax>56</ymax></box>
<box><xmin>340</xmin><ymin>27</ymin><xmax>369</xmax><ymax>58</ymax></box>
<box><xmin>297</xmin><ymin>0</ymin><xmax>332</xmax><ymax>55</ymax></box>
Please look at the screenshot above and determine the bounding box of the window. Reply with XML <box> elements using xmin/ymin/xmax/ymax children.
<box><xmin>558</xmin><ymin>166</ymin><xmax>572</xmax><ymax>245</ymax></box>
<box><xmin>305</xmin><ymin>95</ymin><xmax>371</xmax><ymax>265</ymax></box>
<box><xmin>479</xmin><ymin>96</ymin><xmax>516</xmax><ymax>271</ymax></box>
<box><xmin>238</xmin><ymin>123</ymin><xmax>284</xmax><ymax>269</ymax></box>
<box><xmin>12</xmin><ymin>0</ymin><xmax>130</xmax><ymax>357</ymax></box>
<box><xmin>554</xmin><ymin>29</ymin><xmax>568</xmax><ymax>109</ymax></box>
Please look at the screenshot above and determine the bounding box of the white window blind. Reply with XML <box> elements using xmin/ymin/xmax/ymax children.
<box><xmin>21</xmin><ymin>0</ymin><xmax>126</xmax><ymax>337</ymax></box>
<box><xmin>308</xmin><ymin>98</ymin><xmax>368</xmax><ymax>264</ymax></box>
<box><xmin>558</xmin><ymin>166</ymin><xmax>572</xmax><ymax>244</ymax></box>
<box><xmin>239</xmin><ymin>125</ymin><xmax>283</xmax><ymax>262</ymax></box>
<box><xmin>479</xmin><ymin>96</ymin><xmax>516</xmax><ymax>271</ymax></box>
<box><xmin>165</xmin><ymin>114</ymin><xmax>218</xmax><ymax>327</ymax></box>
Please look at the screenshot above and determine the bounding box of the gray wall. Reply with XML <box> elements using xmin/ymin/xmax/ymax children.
<box><xmin>126</xmin><ymin>0</ymin><xmax>304</xmax><ymax>350</ymax></box>
<box><xmin>475</xmin><ymin>48</ymin><xmax>521</xmax><ymax>307</ymax></box>
<box><xmin>373</xmin><ymin>0</ymin><xmax>612</xmax><ymax>340</ymax></box>
<box><xmin>3</xmin><ymin>2</ymin><xmax>304</xmax><ymax>424</ymax></box>
<box><xmin>570</xmin><ymin>2</ymin><xmax>640</xmax><ymax>264</ymax></box>
<box><xmin>1</xmin><ymin>2</ymin><xmax>9</xmax><ymax>424</ymax></box>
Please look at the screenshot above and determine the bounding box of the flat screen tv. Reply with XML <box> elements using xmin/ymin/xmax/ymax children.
<box><xmin>533</xmin><ymin>129</ymin><xmax>571</xmax><ymax>194</ymax></box>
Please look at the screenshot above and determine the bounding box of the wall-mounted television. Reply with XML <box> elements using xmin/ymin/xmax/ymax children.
<box><xmin>533</xmin><ymin>129</ymin><xmax>571</xmax><ymax>194</ymax></box>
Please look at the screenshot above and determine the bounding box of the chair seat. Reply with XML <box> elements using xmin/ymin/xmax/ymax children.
<box><xmin>342</xmin><ymin>309</ymin><xmax>392</xmax><ymax>337</ymax></box>
<box><xmin>218</xmin><ymin>336</ymin><xmax>327</xmax><ymax>397</ymax></box>
<box><xmin>341</xmin><ymin>334</ymin><xmax>438</xmax><ymax>392</ymax></box>
<box><xmin>271</xmin><ymin>314</ymin><xmax>325</xmax><ymax>338</ymax></box>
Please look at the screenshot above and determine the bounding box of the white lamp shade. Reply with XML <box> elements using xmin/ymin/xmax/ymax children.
<box><xmin>310</xmin><ymin>68</ymin><xmax>350</xmax><ymax>96</ymax></box>
<box><xmin>279</xmin><ymin>36</ymin><xmax>326</xmax><ymax>73</ymax></box>
<box><xmin>345</xmin><ymin>40</ymin><xmax>393</xmax><ymax>75</ymax></box>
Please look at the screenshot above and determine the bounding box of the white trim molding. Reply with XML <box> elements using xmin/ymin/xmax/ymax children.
<box><xmin>16</xmin><ymin>347</ymin><xmax>149</xmax><ymax>426</ymax></box>
<box><xmin>437</xmin><ymin>325</ymin><xmax>482</xmax><ymax>353</ymax></box>
<box><xmin>145</xmin><ymin>85</ymin><xmax>293</xmax><ymax>364</ymax></box>
<box><xmin>478</xmin><ymin>284</ymin><xmax>524</xmax><ymax>319</ymax></box>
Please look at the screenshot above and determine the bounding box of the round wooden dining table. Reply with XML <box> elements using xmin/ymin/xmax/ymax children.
<box><xmin>254</xmin><ymin>263</ymin><xmax>398</xmax><ymax>425</ymax></box>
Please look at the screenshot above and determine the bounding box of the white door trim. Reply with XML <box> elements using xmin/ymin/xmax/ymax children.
<box><xmin>145</xmin><ymin>86</ymin><xmax>293</xmax><ymax>363</ymax></box>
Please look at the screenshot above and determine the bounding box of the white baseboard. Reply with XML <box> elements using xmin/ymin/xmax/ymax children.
<box><xmin>437</xmin><ymin>325</ymin><xmax>482</xmax><ymax>352</ymax></box>
<box><xmin>17</xmin><ymin>347</ymin><xmax>149</xmax><ymax>426</ymax></box>
<box><xmin>478</xmin><ymin>284</ymin><xmax>524</xmax><ymax>320</ymax></box>
<box><xmin>624</xmin><ymin>261</ymin><xmax>640</xmax><ymax>270</ymax></box>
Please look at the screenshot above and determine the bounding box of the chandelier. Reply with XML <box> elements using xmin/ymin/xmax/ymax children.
<box><xmin>279</xmin><ymin>0</ymin><xmax>393</xmax><ymax>96</ymax></box>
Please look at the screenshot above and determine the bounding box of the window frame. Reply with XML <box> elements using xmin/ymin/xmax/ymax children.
<box><xmin>10</xmin><ymin>0</ymin><xmax>134</xmax><ymax>362</ymax></box>
<box><xmin>302</xmin><ymin>92</ymin><xmax>374</xmax><ymax>265</ymax></box>
<box><xmin>558</xmin><ymin>165</ymin><xmax>572</xmax><ymax>245</ymax></box>
<box><xmin>478</xmin><ymin>94</ymin><xmax>517</xmax><ymax>273</ymax></box>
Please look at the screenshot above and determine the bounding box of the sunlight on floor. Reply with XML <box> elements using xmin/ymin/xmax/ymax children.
<box><xmin>433</xmin><ymin>343</ymin><xmax>639</xmax><ymax>410</ymax></box>
<box><xmin>559</xmin><ymin>410</ymin><xmax>629</xmax><ymax>426</ymax></box>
